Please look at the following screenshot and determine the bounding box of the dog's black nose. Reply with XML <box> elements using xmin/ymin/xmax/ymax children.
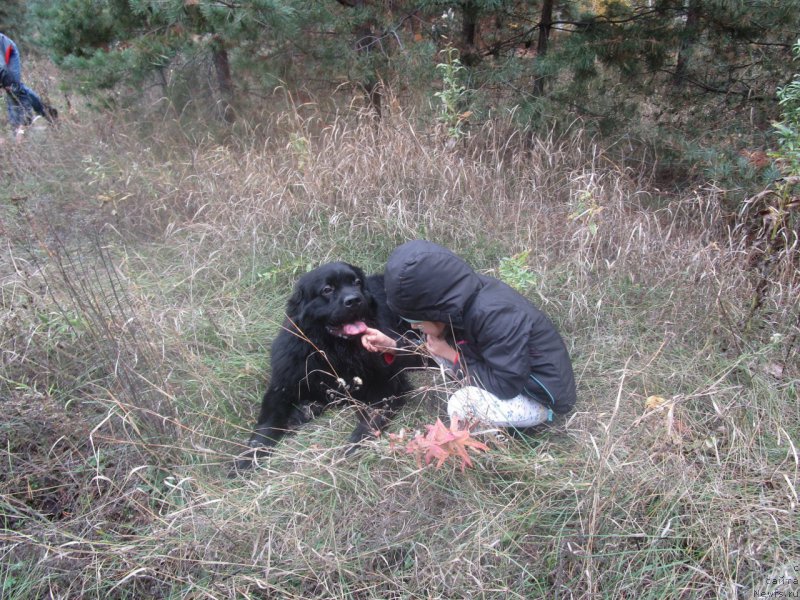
<box><xmin>343</xmin><ymin>294</ymin><xmax>363</xmax><ymax>308</ymax></box>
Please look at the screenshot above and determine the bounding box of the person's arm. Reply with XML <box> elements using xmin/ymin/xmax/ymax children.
<box><xmin>459</xmin><ymin>307</ymin><xmax>531</xmax><ymax>399</ymax></box>
<box><xmin>362</xmin><ymin>326</ymin><xmax>433</xmax><ymax>370</ymax></box>
<box><xmin>3</xmin><ymin>36</ymin><xmax>14</xmax><ymax>72</ymax></box>
<box><xmin>368</xmin><ymin>325</ymin><xmax>459</xmax><ymax>364</ymax></box>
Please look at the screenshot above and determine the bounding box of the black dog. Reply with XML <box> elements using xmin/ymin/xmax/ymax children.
<box><xmin>235</xmin><ymin>262</ymin><xmax>412</xmax><ymax>470</ymax></box>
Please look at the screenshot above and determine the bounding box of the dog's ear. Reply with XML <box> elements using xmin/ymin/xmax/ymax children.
<box><xmin>350</xmin><ymin>265</ymin><xmax>378</xmax><ymax>309</ymax></box>
<box><xmin>285</xmin><ymin>283</ymin><xmax>306</xmax><ymax>321</ymax></box>
<box><xmin>347</xmin><ymin>264</ymin><xmax>369</xmax><ymax>289</ymax></box>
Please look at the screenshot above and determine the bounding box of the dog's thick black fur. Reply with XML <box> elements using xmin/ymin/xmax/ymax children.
<box><xmin>235</xmin><ymin>262</ymin><xmax>412</xmax><ymax>470</ymax></box>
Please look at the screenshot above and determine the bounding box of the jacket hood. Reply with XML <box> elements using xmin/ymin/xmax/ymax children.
<box><xmin>384</xmin><ymin>240</ymin><xmax>483</xmax><ymax>326</ymax></box>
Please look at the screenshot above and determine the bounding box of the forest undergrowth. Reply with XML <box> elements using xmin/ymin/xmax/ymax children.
<box><xmin>0</xmin><ymin>102</ymin><xmax>798</xmax><ymax>599</ymax></box>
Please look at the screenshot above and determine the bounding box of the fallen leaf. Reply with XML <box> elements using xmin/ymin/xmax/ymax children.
<box><xmin>645</xmin><ymin>395</ymin><xmax>668</xmax><ymax>410</ymax></box>
<box><xmin>402</xmin><ymin>418</ymin><xmax>490</xmax><ymax>472</ymax></box>
<box><xmin>763</xmin><ymin>362</ymin><xmax>784</xmax><ymax>380</ymax></box>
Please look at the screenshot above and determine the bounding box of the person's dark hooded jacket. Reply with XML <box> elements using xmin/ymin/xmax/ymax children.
<box><xmin>385</xmin><ymin>240</ymin><xmax>576</xmax><ymax>414</ymax></box>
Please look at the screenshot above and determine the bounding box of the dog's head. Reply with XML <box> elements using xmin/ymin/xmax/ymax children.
<box><xmin>285</xmin><ymin>262</ymin><xmax>376</xmax><ymax>339</ymax></box>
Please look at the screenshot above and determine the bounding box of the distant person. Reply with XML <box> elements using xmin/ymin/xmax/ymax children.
<box><xmin>361</xmin><ymin>240</ymin><xmax>577</xmax><ymax>430</ymax></box>
<box><xmin>0</xmin><ymin>32</ymin><xmax>57</xmax><ymax>137</ymax></box>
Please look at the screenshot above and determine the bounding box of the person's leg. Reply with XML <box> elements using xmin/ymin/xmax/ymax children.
<box><xmin>5</xmin><ymin>90</ymin><xmax>28</xmax><ymax>128</ymax></box>
<box><xmin>4</xmin><ymin>44</ymin><xmax>29</xmax><ymax>134</ymax></box>
<box><xmin>20</xmin><ymin>84</ymin><xmax>47</xmax><ymax>118</ymax></box>
<box><xmin>447</xmin><ymin>386</ymin><xmax>552</xmax><ymax>428</ymax></box>
<box><xmin>4</xmin><ymin>45</ymin><xmax>54</xmax><ymax>123</ymax></box>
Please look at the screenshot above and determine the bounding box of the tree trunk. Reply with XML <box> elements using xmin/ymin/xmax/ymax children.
<box><xmin>334</xmin><ymin>1</ymin><xmax>384</xmax><ymax>119</ymax></box>
<box><xmin>673</xmin><ymin>0</ymin><xmax>702</xmax><ymax>88</ymax></box>
<box><xmin>461</xmin><ymin>1</ymin><xmax>478</xmax><ymax>47</ymax></box>
<box><xmin>211</xmin><ymin>37</ymin><xmax>236</xmax><ymax>123</ymax></box>
<box><xmin>355</xmin><ymin>24</ymin><xmax>382</xmax><ymax>120</ymax></box>
<box><xmin>460</xmin><ymin>0</ymin><xmax>482</xmax><ymax>66</ymax></box>
<box><xmin>533</xmin><ymin>0</ymin><xmax>554</xmax><ymax>96</ymax></box>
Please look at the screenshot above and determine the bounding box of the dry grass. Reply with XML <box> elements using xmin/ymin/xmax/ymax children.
<box><xmin>1</xmin><ymin>101</ymin><xmax>798</xmax><ymax>599</ymax></box>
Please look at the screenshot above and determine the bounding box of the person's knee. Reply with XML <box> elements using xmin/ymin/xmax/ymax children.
<box><xmin>447</xmin><ymin>386</ymin><xmax>487</xmax><ymax>420</ymax></box>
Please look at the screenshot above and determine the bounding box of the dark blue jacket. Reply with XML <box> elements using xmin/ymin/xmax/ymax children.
<box><xmin>385</xmin><ymin>240</ymin><xmax>577</xmax><ymax>414</ymax></box>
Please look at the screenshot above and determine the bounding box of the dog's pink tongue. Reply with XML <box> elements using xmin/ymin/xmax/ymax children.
<box><xmin>343</xmin><ymin>321</ymin><xmax>367</xmax><ymax>336</ymax></box>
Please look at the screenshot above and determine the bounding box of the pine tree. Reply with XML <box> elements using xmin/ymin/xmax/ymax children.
<box><xmin>24</xmin><ymin>0</ymin><xmax>800</xmax><ymax>191</ymax></box>
<box><xmin>29</xmin><ymin>0</ymin><xmax>302</xmax><ymax>119</ymax></box>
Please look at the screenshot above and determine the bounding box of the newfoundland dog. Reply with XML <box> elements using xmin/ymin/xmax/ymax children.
<box><xmin>235</xmin><ymin>262</ymin><xmax>412</xmax><ymax>470</ymax></box>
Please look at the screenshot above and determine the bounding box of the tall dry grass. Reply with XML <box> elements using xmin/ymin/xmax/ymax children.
<box><xmin>1</xmin><ymin>103</ymin><xmax>798</xmax><ymax>599</ymax></box>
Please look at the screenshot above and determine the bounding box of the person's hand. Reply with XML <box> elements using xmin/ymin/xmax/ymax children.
<box><xmin>361</xmin><ymin>327</ymin><xmax>397</xmax><ymax>353</ymax></box>
<box><xmin>425</xmin><ymin>335</ymin><xmax>458</xmax><ymax>364</ymax></box>
<box><xmin>0</xmin><ymin>68</ymin><xmax>16</xmax><ymax>92</ymax></box>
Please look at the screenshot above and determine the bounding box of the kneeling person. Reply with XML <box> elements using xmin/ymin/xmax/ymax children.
<box><xmin>361</xmin><ymin>240</ymin><xmax>576</xmax><ymax>429</ymax></box>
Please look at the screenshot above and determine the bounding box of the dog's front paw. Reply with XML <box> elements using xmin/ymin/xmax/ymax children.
<box><xmin>230</xmin><ymin>453</ymin><xmax>254</xmax><ymax>476</ymax></box>
<box><xmin>229</xmin><ymin>444</ymin><xmax>272</xmax><ymax>476</ymax></box>
<box><xmin>347</xmin><ymin>422</ymin><xmax>373</xmax><ymax>444</ymax></box>
<box><xmin>345</xmin><ymin>421</ymin><xmax>381</xmax><ymax>456</ymax></box>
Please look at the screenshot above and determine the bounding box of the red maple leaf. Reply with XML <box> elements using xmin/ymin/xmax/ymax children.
<box><xmin>402</xmin><ymin>418</ymin><xmax>490</xmax><ymax>471</ymax></box>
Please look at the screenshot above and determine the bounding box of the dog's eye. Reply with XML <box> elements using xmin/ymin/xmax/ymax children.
<box><xmin>353</xmin><ymin>278</ymin><xmax>362</xmax><ymax>287</ymax></box>
<box><xmin>321</xmin><ymin>285</ymin><xmax>335</xmax><ymax>297</ymax></box>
